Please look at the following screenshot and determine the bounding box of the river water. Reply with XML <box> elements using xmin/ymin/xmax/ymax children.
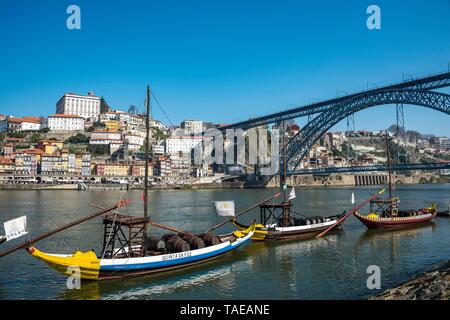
<box><xmin>0</xmin><ymin>184</ymin><xmax>449</xmax><ymax>300</ymax></box>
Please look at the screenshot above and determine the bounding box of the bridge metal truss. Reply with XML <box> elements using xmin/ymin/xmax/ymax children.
<box><xmin>219</xmin><ymin>72</ymin><xmax>450</xmax><ymax>131</ymax></box>
<box><xmin>289</xmin><ymin>162</ymin><xmax>450</xmax><ymax>176</ymax></box>
<box><xmin>285</xmin><ymin>89</ymin><xmax>450</xmax><ymax>173</ymax></box>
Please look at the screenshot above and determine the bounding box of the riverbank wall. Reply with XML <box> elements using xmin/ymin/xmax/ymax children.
<box><xmin>370</xmin><ymin>259</ymin><xmax>450</xmax><ymax>300</ymax></box>
<box><xmin>0</xmin><ymin>172</ymin><xmax>448</xmax><ymax>190</ymax></box>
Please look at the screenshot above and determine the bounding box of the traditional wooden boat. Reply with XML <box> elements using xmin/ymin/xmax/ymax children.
<box><xmin>354</xmin><ymin>133</ymin><xmax>436</xmax><ymax>229</ymax></box>
<box><xmin>0</xmin><ymin>85</ymin><xmax>255</xmax><ymax>281</ymax></box>
<box><xmin>354</xmin><ymin>201</ymin><xmax>436</xmax><ymax>229</ymax></box>
<box><xmin>232</xmin><ymin>206</ymin><xmax>346</xmax><ymax>241</ymax></box>
<box><xmin>25</xmin><ymin>223</ymin><xmax>255</xmax><ymax>281</ymax></box>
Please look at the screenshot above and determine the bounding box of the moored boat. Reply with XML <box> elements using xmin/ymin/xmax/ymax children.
<box><xmin>25</xmin><ymin>224</ymin><xmax>255</xmax><ymax>281</ymax></box>
<box><xmin>353</xmin><ymin>132</ymin><xmax>437</xmax><ymax>229</ymax></box>
<box><xmin>232</xmin><ymin>208</ymin><xmax>345</xmax><ymax>241</ymax></box>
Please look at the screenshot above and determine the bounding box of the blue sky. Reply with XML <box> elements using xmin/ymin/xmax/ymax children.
<box><xmin>0</xmin><ymin>0</ymin><xmax>449</xmax><ymax>135</ymax></box>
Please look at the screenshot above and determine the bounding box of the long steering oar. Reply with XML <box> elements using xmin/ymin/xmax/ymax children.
<box><xmin>205</xmin><ymin>192</ymin><xmax>281</xmax><ymax>233</ymax></box>
<box><xmin>0</xmin><ymin>203</ymin><xmax>119</xmax><ymax>258</ymax></box>
<box><xmin>315</xmin><ymin>188</ymin><xmax>385</xmax><ymax>239</ymax></box>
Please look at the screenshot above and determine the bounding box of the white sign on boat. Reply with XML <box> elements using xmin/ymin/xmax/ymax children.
<box><xmin>4</xmin><ymin>216</ymin><xmax>28</xmax><ymax>241</ymax></box>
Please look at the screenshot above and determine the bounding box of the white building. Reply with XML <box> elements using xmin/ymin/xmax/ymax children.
<box><xmin>124</xmin><ymin>133</ymin><xmax>144</xmax><ymax>146</ymax></box>
<box><xmin>0</xmin><ymin>117</ymin><xmax>42</xmax><ymax>132</ymax></box>
<box><xmin>181</xmin><ymin>120</ymin><xmax>203</xmax><ymax>133</ymax></box>
<box><xmin>56</xmin><ymin>91</ymin><xmax>101</xmax><ymax>120</ymax></box>
<box><xmin>90</xmin><ymin>130</ymin><xmax>122</xmax><ymax>141</ymax></box>
<box><xmin>119</xmin><ymin>113</ymin><xmax>144</xmax><ymax>128</ymax></box>
<box><xmin>44</xmin><ymin>114</ymin><xmax>85</xmax><ymax>131</ymax></box>
<box><xmin>153</xmin><ymin>144</ymin><xmax>165</xmax><ymax>156</ymax></box>
<box><xmin>166</xmin><ymin>134</ymin><xmax>202</xmax><ymax>154</ymax></box>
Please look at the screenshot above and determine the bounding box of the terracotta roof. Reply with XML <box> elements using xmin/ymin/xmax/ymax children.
<box><xmin>0</xmin><ymin>157</ymin><xmax>14</xmax><ymax>165</ymax></box>
<box><xmin>49</xmin><ymin>114</ymin><xmax>83</xmax><ymax>119</ymax></box>
<box><xmin>10</xmin><ymin>118</ymin><xmax>40</xmax><ymax>124</ymax></box>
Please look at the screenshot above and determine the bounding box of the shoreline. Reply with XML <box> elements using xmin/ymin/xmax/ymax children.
<box><xmin>370</xmin><ymin>259</ymin><xmax>450</xmax><ymax>300</ymax></box>
<box><xmin>0</xmin><ymin>181</ymin><xmax>448</xmax><ymax>191</ymax></box>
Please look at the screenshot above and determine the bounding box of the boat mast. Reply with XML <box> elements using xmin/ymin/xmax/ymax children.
<box><xmin>282</xmin><ymin>123</ymin><xmax>287</xmax><ymax>203</ymax></box>
<box><xmin>143</xmin><ymin>85</ymin><xmax>151</xmax><ymax>237</ymax></box>
<box><xmin>385</xmin><ymin>131</ymin><xmax>393</xmax><ymax>200</ymax></box>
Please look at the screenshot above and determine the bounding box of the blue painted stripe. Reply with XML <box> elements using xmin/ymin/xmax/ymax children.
<box><xmin>100</xmin><ymin>236</ymin><xmax>251</xmax><ymax>271</ymax></box>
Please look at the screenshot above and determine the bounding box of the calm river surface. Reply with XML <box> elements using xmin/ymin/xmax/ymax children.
<box><xmin>0</xmin><ymin>184</ymin><xmax>449</xmax><ymax>300</ymax></box>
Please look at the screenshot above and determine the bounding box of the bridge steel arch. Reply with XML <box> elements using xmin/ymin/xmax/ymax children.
<box><xmin>285</xmin><ymin>89</ymin><xmax>450</xmax><ymax>172</ymax></box>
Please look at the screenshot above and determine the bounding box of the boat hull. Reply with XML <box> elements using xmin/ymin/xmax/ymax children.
<box><xmin>233</xmin><ymin>216</ymin><xmax>344</xmax><ymax>241</ymax></box>
<box><xmin>27</xmin><ymin>226</ymin><xmax>255</xmax><ymax>281</ymax></box>
<box><xmin>354</xmin><ymin>211</ymin><xmax>436</xmax><ymax>229</ymax></box>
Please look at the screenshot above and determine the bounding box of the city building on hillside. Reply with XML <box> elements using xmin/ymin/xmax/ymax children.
<box><xmin>169</xmin><ymin>153</ymin><xmax>191</xmax><ymax>178</ymax></box>
<box><xmin>166</xmin><ymin>132</ymin><xmax>202</xmax><ymax>154</ymax></box>
<box><xmin>118</xmin><ymin>113</ymin><xmax>144</xmax><ymax>128</ymax></box>
<box><xmin>150</xmin><ymin>119</ymin><xmax>169</xmax><ymax>132</ymax></box>
<box><xmin>131</xmin><ymin>162</ymin><xmax>153</xmax><ymax>177</ymax></box>
<box><xmin>154</xmin><ymin>156</ymin><xmax>172</xmax><ymax>177</ymax></box>
<box><xmin>124</xmin><ymin>133</ymin><xmax>145</xmax><ymax>147</ymax></box>
<box><xmin>44</xmin><ymin>114</ymin><xmax>85</xmax><ymax>131</ymax></box>
<box><xmin>434</xmin><ymin>137</ymin><xmax>450</xmax><ymax>149</ymax></box>
<box><xmin>3</xmin><ymin>144</ymin><xmax>14</xmax><ymax>159</ymax></box>
<box><xmin>90</xmin><ymin>130</ymin><xmax>122</xmax><ymax>142</ymax></box>
<box><xmin>181</xmin><ymin>120</ymin><xmax>203</xmax><ymax>133</ymax></box>
<box><xmin>36</xmin><ymin>140</ymin><xmax>64</xmax><ymax>155</ymax></box>
<box><xmin>153</xmin><ymin>144</ymin><xmax>165</xmax><ymax>156</ymax></box>
<box><xmin>99</xmin><ymin>111</ymin><xmax>119</xmax><ymax>122</ymax></box>
<box><xmin>95</xmin><ymin>163</ymin><xmax>130</xmax><ymax>176</ymax></box>
<box><xmin>0</xmin><ymin>117</ymin><xmax>42</xmax><ymax>132</ymax></box>
<box><xmin>40</xmin><ymin>154</ymin><xmax>63</xmax><ymax>175</ymax></box>
<box><xmin>103</xmin><ymin>120</ymin><xmax>121</xmax><ymax>131</ymax></box>
<box><xmin>56</xmin><ymin>91</ymin><xmax>101</xmax><ymax>120</ymax></box>
<box><xmin>0</xmin><ymin>157</ymin><xmax>14</xmax><ymax>174</ymax></box>
<box><xmin>15</xmin><ymin>153</ymin><xmax>38</xmax><ymax>175</ymax></box>
<box><xmin>81</xmin><ymin>154</ymin><xmax>92</xmax><ymax>176</ymax></box>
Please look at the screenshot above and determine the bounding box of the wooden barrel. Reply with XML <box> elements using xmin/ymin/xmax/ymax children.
<box><xmin>198</xmin><ymin>232</ymin><xmax>220</xmax><ymax>246</ymax></box>
<box><xmin>166</xmin><ymin>238</ymin><xmax>190</xmax><ymax>253</ymax></box>
<box><xmin>161</xmin><ymin>233</ymin><xmax>180</xmax><ymax>242</ymax></box>
<box><xmin>182</xmin><ymin>235</ymin><xmax>205</xmax><ymax>250</ymax></box>
<box><xmin>146</xmin><ymin>236</ymin><xmax>165</xmax><ymax>252</ymax></box>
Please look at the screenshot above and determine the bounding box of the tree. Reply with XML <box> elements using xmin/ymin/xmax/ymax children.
<box><xmin>100</xmin><ymin>97</ymin><xmax>111</xmax><ymax>114</ymax></box>
<box><xmin>65</xmin><ymin>133</ymin><xmax>90</xmax><ymax>144</ymax></box>
<box><xmin>30</xmin><ymin>133</ymin><xmax>42</xmax><ymax>143</ymax></box>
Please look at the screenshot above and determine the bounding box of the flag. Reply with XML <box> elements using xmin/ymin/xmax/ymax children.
<box><xmin>214</xmin><ymin>201</ymin><xmax>235</xmax><ymax>217</ymax></box>
<box><xmin>288</xmin><ymin>187</ymin><xmax>296</xmax><ymax>200</ymax></box>
<box><xmin>4</xmin><ymin>216</ymin><xmax>28</xmax><ymax>242</ymax></box>
<box><xmin>282</xmin><ymin>184</ymin><xmax>288</xmax><ymax>191</ymax></box>
<box><xmin>351</xmin><ymin>192</ymin><xmax>355</xmax><ymax>204</ymax></box>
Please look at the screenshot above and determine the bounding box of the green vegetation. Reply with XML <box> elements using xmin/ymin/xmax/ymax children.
<box><xmin>30</xmin><ymin>133</ymin><xmax>42</xmax><ymax>143</ymax></box>
<box><xmin>153</xmin><ymin>127</ymin><xmax>168</xmax><ymax>140</ymax></box>
<box><xmin>7</xmin><ymin>132</ymin><xmax>26</xmax><ymax>139</ymax></box>
<box><xmin>87</xmin><ymin>144</ymin><xmax>109</xmax><ymax>156</ymax></box>
<box><xmin>65</xmin><ymin>133</ymin><xmax>90</xmax><ymax>144</ymax></box>
<box><xmin>100</xmin><ymin>97</ymin><xmax>111</xmax><ymax>114</ymax></box>
<box><xmin>86</xmin><ymin>121</ymin><xmax>106</xmax><ymax>132</ymax></box>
